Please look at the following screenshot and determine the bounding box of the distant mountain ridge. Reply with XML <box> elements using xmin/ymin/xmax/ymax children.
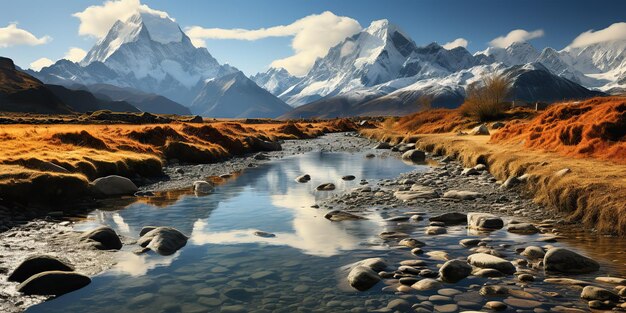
<box><xmin>29</xmin><ymin>12</ymin><xmax>290</xmax><ymax>118</ymax></box>
<box><xmin>0</xmin><ymin>56</ymin><xmax>141</xmax><ymax>114</ymax></box>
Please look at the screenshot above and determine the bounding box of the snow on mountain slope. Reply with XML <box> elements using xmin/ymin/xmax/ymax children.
<box><xmin>475</xmin><ymin>42</ymin><xmax>540</xmax><ymax>66</ymax></box>
<box><xmin>190</xmin><ymin>71</ymin><xmax>292</xmax><ymax>118</ymax></box>
<box><xmin>278</xmin><ymin>19</ymin><xmax>482</xmax><ymax>107</ymax></box>
<box><xmin>32</xmin><ymin>12</ymin><xmax>237</xmax><ymax>106</ymax></box>
<box><xmin>250</xmin><ymin>67</ymin><xmax>301</xmax><ymax>96</ymax></box>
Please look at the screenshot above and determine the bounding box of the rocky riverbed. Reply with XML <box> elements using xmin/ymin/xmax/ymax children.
<box><xmin>1</xmin><ymin>132</ymin><xmax>625</xmax><ymax>312</ymax></box>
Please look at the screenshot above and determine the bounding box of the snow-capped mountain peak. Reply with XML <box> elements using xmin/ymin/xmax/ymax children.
<box><xmin>81</xmin><ymin>12</ymin><xmax>184</xmax><ymax>65</ymax></box>
<box><xmin>475</xmin><ymin>41</ymin><xmax>540</xmax><ymax>66</ymax></box>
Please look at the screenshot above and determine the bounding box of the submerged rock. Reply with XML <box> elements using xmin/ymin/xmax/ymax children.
<box><xmin>324</xmin><ymin>210</ymin><xmax>366</xmax><ymax>221</ymax></box>
<box><xmin>521</xmin><ymin>246</ymin><xmax>545</xmax><ymax>259</ymax></box>
<box><xmin>544</xmin><ymin>248</ymin><xmax>599</xmax><ymax>274</ymax></box>
<box><xmin>137</xmin><ymin>227</ymin><xmax>188</xmax><ymax>256</ymax></box>
<box><xmin>348</xmin><ymin>266</ymin><xmax>380</xmax><ymax>291</ymax></box>
<box><xmin>91</xmin><ymin>175</ymin><xmax>138</xmax><ymax>196</ymax></box>
<box><xmin>341</xmin><ymin>175</ymin><xmax>356</xmax><ymax>181</ymax></box>
<box><xmin>398</xmin><ymin>238</ymin><xmax>425</xmax><ymax>248</ymax></box>
<box><xmin>412</xmin><ymin>278</ymin><xmax>442</xmax><ymax>291</ymax></box>
<box><xmin>467</xmin><ymin>253</ymin><xmax>515</xmax><ymax>274</ymax></box>
<box><xmin>429</xmin><ymin>212</ymin><xmax>467</xmax><ymax>225</ymax></box>
<box><xmin>9</xmin><ymin>255</ymin><xmax>74</xmax><ymax>283</ymax></box>
<box><xmin>439</xmin><ymin>259</ymin><xmax>472</xmax><ymax>283</ymax></box>
<box><xmin>507</xmin><ymin>223</ymin><xmax>539</xmax><ymax>234</ymax></box>
<box><xmin>80</xmin><ymin>226</ymin><xmax>122</xmax><ymax>250</ymax></box>
<box><xmin>316</xmin><ymin>183</ymin><xmax>336</xmax><ymax>191</ymax></box>
<box><xmin>17</xmin><ymin>271</ymin><xmax>91</xmax><ymax>296</ymax></box>
<box><xmin>295</xmin><ymin>174</ymin><xmax>311</xmax><ymax>183</ymax></box>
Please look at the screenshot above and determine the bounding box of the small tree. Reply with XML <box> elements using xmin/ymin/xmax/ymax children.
<box><xmin>460</xmin><ymin>72</ymin><xmax>512</xmax><ymax>121</ymax></box>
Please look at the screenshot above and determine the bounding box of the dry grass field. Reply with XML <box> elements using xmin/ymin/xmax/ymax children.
<box><xmin>0</xmin><ymin>118</ymin><xmax>357</xmax><ymax>204</ymax></box>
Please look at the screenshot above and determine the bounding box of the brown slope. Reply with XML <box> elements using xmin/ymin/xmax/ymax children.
<box><xmin>0</xmin><ymin>57</ymin><xmax>73</xmax><ymax>114</ymax></box>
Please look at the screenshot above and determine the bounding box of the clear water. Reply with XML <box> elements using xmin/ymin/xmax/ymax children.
<box><xmin>27</xmin><ymin>152</ymin><xmax>424</xmax><ymax>312</ymax></box>
<box><xmin>26</xmin><ymin>151</ymin><xmax>626</xmax><ymax>313</ymax></box>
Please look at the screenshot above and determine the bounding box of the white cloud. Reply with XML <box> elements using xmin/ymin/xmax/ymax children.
<box><xmin>29</xmin><ymin>57</ymin><xmax>54</xmax><ymax>71</ymax></box>
<box><xmin>442</xmin><ymin>38</ymin><xmax>468</xmax><ymax>50</ymax></box>
<box><xmin>489</xmin><ymin>29</ymin><xmax>544</xmax><ymax>48</ymax></box>
<box><xmin>185</xmin><ymin>11</ymin><xmax>361</xmax><ymax>76</ymax></box>
<box><xmin>568</xmin><ymin>22</ymin><xmax>626</xmax><ymax>48</ymax></box>
<box><xmin>63</xmin><ymin>47</ymin><xmax>87</xmax><ymax>62</ymax></box>
<box><xmin>73</xmin><ymin>0</ymin><xmax>172</xmax><ymax>38</ymax></box>
<box><xmin>0</xmin><ymin>23</ymin><xmax>51</xmax><ymax>48</ymax></box>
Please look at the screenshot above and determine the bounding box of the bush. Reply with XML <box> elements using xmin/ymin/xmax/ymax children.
<box><xmin>460</xmin><ymin>72</ymin><xmax>512</xmax><ymax>121</ymax></box>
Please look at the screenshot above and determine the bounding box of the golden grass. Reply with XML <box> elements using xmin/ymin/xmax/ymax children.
<box><xmin>491</xmin><ymin>97</ymin><xmax>626</xmax><ymax>164</ymax></box>
<box><xmin>0</xmin><ymin>119</ymin><xmax>357</xmax><ymax>204</ymax></box>
<box><xmin>361</xmin><ymin>101</ymin><xmax>625</xmax><ymax>235</ymax></box>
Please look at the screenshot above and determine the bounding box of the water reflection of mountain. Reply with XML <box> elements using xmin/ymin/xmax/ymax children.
<box><xmin>85</xmin><ymin>152</ymin><xmax>420</xmax><ymax>255</ymax></box>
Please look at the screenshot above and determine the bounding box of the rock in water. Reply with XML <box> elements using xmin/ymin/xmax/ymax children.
<box><xmin>193</xmin><ymin>181</ymin><xmax>214</xmax><ymax>194</ymax></box>
<box><xmin>580</xmin><ymin>286</ymin><xmax>619</xmax><ymax>302</ymax></box>
<box><xmin>138</xmin><ymin>227</ymin><xmax>188</xmax><ymax>256</ymax></box>
<box><xmin>17</xmin><ymin>271</ymin><xmax>91</xmax><ymax>296</ymax></box>
<box><xmin>342</xmin><ymin>175</ymin><xmax>356</xmax><ymax>181</ymax></box>
<box><xmin>9</xmin><ymin>255</ymin><xmax>74</xmax><ymax>283</ymax></box>
<box><xmin>521</xmin><ymin>246</ymin><xmax>545</xmax><ymax>259</ymax></box>
<box><xmin>439</xmin><ymin>259</ymin><xmax>472</xmax><ymax>283</ymax></box>
<box><xmin>91</xmin><ymin>175</ymin><xmax>138</xmax><ymax>196</ymax></box>
<box><xmin>543</xmin><ymin>248</ymin><xmax>599</xmax><ymax>274</ymax></box>
<box><xmin>507</xmin><ymin>223</ymin><xmax>539</xmax><ymax>234</ymax></box>
<box><xmin>80</xmin><ymin>226</ymin><xmax>122</xmax><ymax>250</ymax></box>
<box><xmin>470</xmin><ymin>124</ymin><xmax>490</xmax><ymax>135</ymax></box>
<box><xmin>324</xmin><ymin>210</ymin><xmax>366</xmax><ymax>221</ymax></box>
<box><xmin>316</xmin><ymin>183</ymin><xmax>336</xmax><ymax>191</ymax></box>
<box><xmin>429</xmin><ymin>212</ymin><xmax>467</xmax><ymax>225</ymax></box>
<box><xmin>347</xmin><ymin>265</ymin><xmax>380</xmax><ymax>291</ymax></box>
<box><xmin>467</xmin><ymin>213</ymin><xmax>504</xmax><ymax>230</ymax></box>
<box><xmin>467</xmin><ymin>253</ymin><xmax>516</xmax><ymax>274</ymax></box>
<box><xmin>295</xmin><ymin>174</ymin><xmax>311</xmax><ymax>183</ymax></box>
<box><xmin>401</xmin><ymin>150</ymin><xmax>426</xmax><ymax>163</ymax></box>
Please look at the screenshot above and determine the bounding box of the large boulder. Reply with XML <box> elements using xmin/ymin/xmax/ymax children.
<box><xmin>401</xmin><ymin>150</ymin><xmax>426</xmax><ymax>163</ymax></box>
<box><xmin>17</xmin><ymin>271</ymin><xmax>91</xmax><ymax>296</ymax></box>
<box><xmin>193</xmin><ymin>181</ymin><xmax>214</xmax><ymax>194</ymax></box>
<box><xmin>90</xmin><ymin>175</ymin><xmax>138</xmax><ymax>196</ymax></box>
<box><xmin>439</xmin><ymin>259</ymin><xmax>472</xmax><ymax>282</ymax></box>
<box><xmin>521</xmin><ymin>246</ymin><xmax>545</xmax><ymax>259</ymax></box>
<box><xmin>347</xmin><ymin>266</ymin><xmax>380</xmax><ymax>291</ymax></box>
<box><xmin>137</xmin><ymin>227</ymin><xmax>188</xmax><ymax>256</ymax></box>
<box><xmin>80</xmin><ymin>226</ymin><xmax>122</xmax><ymax>250</ymax></box>
<box><xmin>470</xmin><ymin>124</ymin><xmax>490</xmax><ymax>135</ymax></box>
<box><xmin>8</xmin><ymin>255</ymin><xmax>74</xmax><ymax>283</ymax></box>
<box><xmin>467</xmin><ymin>253</ymin><xmax>516</xmax><ymax>274</ymax></box>
<box><xmin>429</xmin><ymin>212</ymin><xmax>467</xmax><ymax>225</ymax></box>
<box><xmin>467</xmin><ymin>213</ymin><xmax>504</xmax><ymax>231</ymax></box>
<box><xmin>544</xmin><ymin>248</ymin><xmax>599</xmax><ymax>274</ymax></box>
<box><xmin>580</xmin><ymin>286</ymin><xmax>619</xmax><ymax>302</ymax></box>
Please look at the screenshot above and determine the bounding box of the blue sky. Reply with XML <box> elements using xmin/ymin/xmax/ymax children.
<box><xmin>1</xmin><ymin>0</ymin><xmax>625</xmax><ymax>75</ymax></box>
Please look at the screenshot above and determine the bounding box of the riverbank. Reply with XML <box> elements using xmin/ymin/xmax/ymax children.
<box><xmin>0</xmin><ymin>132</ymin><xmax>374</xmax><ymax>312</ymax></box>
<box><xmin>2</xmin><ymin>132</ymin><xmax>625</xmax><ymax>312</ymax></box>
<box><xmin>360</xmin><ymin>97</ymin><xmax>626</xmax><ymax>236</ymax></box>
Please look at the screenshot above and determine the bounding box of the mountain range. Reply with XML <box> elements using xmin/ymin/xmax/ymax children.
<box><xmin>16</xmin><ymin>13</ymin><xmax>626</xmax><ymax>118</ymax></box>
